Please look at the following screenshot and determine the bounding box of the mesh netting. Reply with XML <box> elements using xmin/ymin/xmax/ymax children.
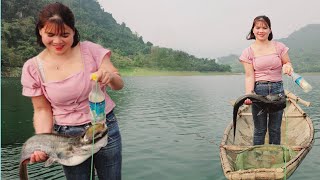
<box><xmin>235</xmin><ymin>145</ymin><xmax>297</xmax><ymax>171</ymax></box>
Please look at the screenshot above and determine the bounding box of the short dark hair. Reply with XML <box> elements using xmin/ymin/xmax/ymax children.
<box><xmin>35</xmin><ymin>2</ymin><xmax>80</xmax><ymax>47</ymax></box>
<box><xmin>246</xmin><ymin>15</ymin><xmax>273</xmax><ymax>41</ymax></box>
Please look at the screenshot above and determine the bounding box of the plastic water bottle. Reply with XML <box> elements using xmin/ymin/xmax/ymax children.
<box><xmin>291</xmin><ymin>72</ymin><xmax>312</xmax><ymax>93</ymax></box>
<box><xmin>89</xmin><ymin>73</ymin><xmax>106</xmax><ymax>124</ymax></box>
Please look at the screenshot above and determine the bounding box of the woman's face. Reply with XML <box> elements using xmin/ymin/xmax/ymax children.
<box><xmin>39</xmin><ymin>23</ymin><xmax>75</xmax><ymax>54</ymax></box>
<box><xmin>252</xmin><ymin>21</ymin><xmax>271</xmax><ymax>41</ymax></box>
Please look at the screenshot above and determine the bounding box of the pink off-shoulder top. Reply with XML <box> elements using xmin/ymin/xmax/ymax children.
<box><xmin>239</xmin><ymin>41</ymin><xmax>289</xmax><ymax>82</ymax></box>
<box><xmin>21</xmin><ymin>41</ymin><xmax>116</xmax><ymax>126</ymax></box>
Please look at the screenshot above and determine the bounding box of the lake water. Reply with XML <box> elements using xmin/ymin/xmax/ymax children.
<box><xmin>1</xmin><ymin>75</ymin><xmax>320</xmax><ymax>180</ymax></box>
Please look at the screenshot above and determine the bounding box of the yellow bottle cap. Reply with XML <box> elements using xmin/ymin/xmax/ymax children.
<box><xmin>91</xmin><ymin>73</ymin><xmax>98</xmax><ymax>81</ymax></box>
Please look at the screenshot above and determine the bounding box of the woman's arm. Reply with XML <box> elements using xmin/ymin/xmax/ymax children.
<box><xmin>95</xmin><ymin>55</ymin><xmax>124</xmax><ymax>90</ymax></box>
<box><xmin>242</xmin><ymin>62</ymin><xmax>255</xmax><ymax>94</ymax></box>
<box><xmin>242</xmin><ymin>61</ymin><xmax>255</xmax><ymax>105</ymax></box>
<box><xmin>30</xmin><ymin>95</ymin><xmax>53</xmax><ymax>163</ymax></box>
<box><xmin>281</xmin><ymin>52</ymin><xmax>294</xmax><ymax>75</ymax></box>
<box><xmin>31</xmin><ymin>95</ymin><xmax>53</xmax><ymax>134</ymax></box>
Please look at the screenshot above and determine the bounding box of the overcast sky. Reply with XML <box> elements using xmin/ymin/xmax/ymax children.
<box><xmin>98</xmin><ymin>0</ymin><xmax>320</xmax><ymax>59</ymax></box>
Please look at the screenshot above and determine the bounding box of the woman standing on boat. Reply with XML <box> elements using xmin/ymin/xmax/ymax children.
<box><xmin>21</xmin><ymin>2</ymin><xmax>123</xmax><ymax>179</ymax></box>
<box><xmin>239</xmin><ymin>15</ymin><xmax>294</xmax><ymax>145</ymax></box>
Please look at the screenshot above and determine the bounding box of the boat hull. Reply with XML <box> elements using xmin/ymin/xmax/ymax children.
<box><xmin>220</xmin><ymin>91</ymin><xmax>314</xmax><ymax>179</ymax></box>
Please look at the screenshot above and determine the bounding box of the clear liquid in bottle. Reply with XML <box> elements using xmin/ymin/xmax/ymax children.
<box><xmin>89</xmin><ymin>73</ymin><xmax>106</xmax><ymax>124</ymax></box>
<box><xmin>291</xmin><ymin>72</ymin><xmax>312</xmax><ymax>93</ymax></box>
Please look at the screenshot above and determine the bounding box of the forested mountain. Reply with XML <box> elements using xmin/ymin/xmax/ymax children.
<box><xmin>279</xmin><ymin>24</ymin><xmax>320</xmax><ymax>72</ymax></box>
<box><xmin>1</xmin><ymin>0</ymin><xmax>230</xmax><ymax>76</ymax></box>
<box><xmin>216</xmin><ymin>54</ymin><xmax>243</xmax><ymax>73</ymax></box>
<box><xmin>217</xmin><ymin>24</ymin><xmax>320</xmax><ymax>73</ymax></box>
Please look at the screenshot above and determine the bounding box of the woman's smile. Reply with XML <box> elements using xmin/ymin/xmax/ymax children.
<box><xmin>54</xmin><ymin>45</ymin><xmax>64</xmax><ymax>51</ymax></box>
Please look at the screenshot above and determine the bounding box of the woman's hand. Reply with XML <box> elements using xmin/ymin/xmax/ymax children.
<box><xmin>91</xmin><ymin>70</ymin><xmax>118</xmax><ymax>87</ymax></box>
<box><xmin>282</xmin><ymin>63</ymin><xmax>294</xmax><ymax>75</ymax></box>
<box><xmin>30</xmin><ymin>151</ymin><xmax>48</xmax><ymax>163</ymax></box>
<box><xmin>244</xmin><ymin>98</ymin><xmax>252</xmax><ymax>105</ymax></box>
<box><xmin>93</xmin><ymin>55</ymin><xmax>124</xmax><ymax>90</ymax></box>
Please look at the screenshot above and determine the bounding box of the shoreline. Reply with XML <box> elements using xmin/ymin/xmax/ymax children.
<box><xmin>2</xmin><ymin>67</ymin><xmax>319</xmax><ymax>78</ymax></box>
<box><xmin>1</xmin><ymin>67</ymin><xmax>241</xmax><ymax>77</ymax></box>
<box><xmin>119</xmin><ymin>68</ymin><xmax>241</xmax><ymax>76</ymax></box>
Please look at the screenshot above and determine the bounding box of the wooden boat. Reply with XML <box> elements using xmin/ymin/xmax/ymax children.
<box><xmin>220</xmin><ymin>90</ymin><xmax>314</xmax><ymax>179</ymax></box>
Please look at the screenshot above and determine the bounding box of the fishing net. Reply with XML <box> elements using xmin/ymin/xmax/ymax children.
<box><xmin>235</xmin><ymin>145</ymin><xmax>297</xmax><ymax>170</ymax></box>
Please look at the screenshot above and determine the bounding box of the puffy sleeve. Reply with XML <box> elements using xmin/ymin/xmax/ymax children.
<box><xmin>239</xmin><ymin>47</ymin><xmax>253</xmax><ymax>64</ymax></box>
<box><xmin>84</xmin><ymin>41</ymin><xmax>111</xmax><ymax>68</ymax></box>
<box><xmin>276</xmin><ymin>41</ymin><xmax>289</xmax><ymax>57</ymax></box>
<box><xmin>21</xmin><ymin>59</ymin><xmax>43</xmax><ymax>97</ymax></box>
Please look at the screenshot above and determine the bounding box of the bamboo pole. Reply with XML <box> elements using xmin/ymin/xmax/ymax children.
<box><xmin>285</xmin><ymin>90</ymin><xmax>311</xmax><ymax>107</ymax></box>
<box><xmin>221</xmin><ymin>145</ymin><xmax>305</xmax><ymax>151</ymax></box>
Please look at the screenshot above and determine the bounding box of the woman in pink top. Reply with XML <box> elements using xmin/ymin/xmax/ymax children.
<box><xmin>21</xmin><ymin>2</ymin><xmax>123</xmax><ymax>179</ymax></box>
<box><xmin>239</xmin><ymin>15</ymin><xmax>293</xmax><ymax>145</ymax></box>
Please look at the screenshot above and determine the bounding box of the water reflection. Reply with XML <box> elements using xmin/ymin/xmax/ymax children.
<box><xmin>1</xmin><ymin>75</ymin><xmax>319</xmax><ymax>180</ymax></box>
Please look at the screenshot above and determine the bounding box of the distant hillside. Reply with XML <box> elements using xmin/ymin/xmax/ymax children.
<box><xmin>279</xmin><ymin>24</ymin><xmax>320</xmax><ymax>72</ymax></box>
<box><xmin>217</xmin><ymin>24</ymin><xmax>320</xmax><ymax>73</ymax></box>
<box><xmin>217</xmin><ymin>54</ymin><xmax>243</xmax><ymax>73</ymax></box>
<box><xmin>1</xmin><ymin>0</ymin><xmax>230</xmax><ymax>77</ymax></box>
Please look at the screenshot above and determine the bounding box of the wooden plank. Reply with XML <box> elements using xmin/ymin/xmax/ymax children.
<box><xmin>221</xmin><ymin>145</ymin><xmax>305</xmax><ymax>151</ymax></box>
<box><xmin>239</xmin><ymin>112</ymin><xmax>304</xmax><ymax>118</ymax></box>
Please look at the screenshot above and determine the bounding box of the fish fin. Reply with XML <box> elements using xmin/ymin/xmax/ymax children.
<box><xmin>257</xmin><ymin>109</ymin><xmax>265</xmax><ymax>116</ymax></box>
<box><xmin>19</xmin><ymin>159</ymin><xmax>30</xmax><ymax>180</ymax></box>
<box><xmin>44</xmin><ymin>157</ymin><xmax>56</xmax><ymax>167</ymax></box>
<box><xmin>233</xmin><ymin>96</ymin><xmax>248</xmax><ymax>143</ymax></box>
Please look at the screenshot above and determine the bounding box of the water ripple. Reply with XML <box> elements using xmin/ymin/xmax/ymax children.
<box><xmin>2</xmin><ymin>76</ymin><xmax>320</xmax><ymax>180</ymax></box>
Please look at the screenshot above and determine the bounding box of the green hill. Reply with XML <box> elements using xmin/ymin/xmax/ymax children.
<box><xmin>217</xmin><ymin>24</ymin><xmax>320</xmax><ymax>73</ymax></box>
<box><xmin>280</xmin><ymin>24</ymin><xmax>320</xmax><ymax>72</ymax></box>
<box><xmin>1</xmin><ymin>0</ymin><xmax>230</xmax><ymax>77</ymax></box>
<box><xmin>217</xmin><ymin>54</ymin><xmax>243</xmax><ymax>73</ymax></box>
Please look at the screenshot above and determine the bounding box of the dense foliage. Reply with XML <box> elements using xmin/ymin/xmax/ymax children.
<box><xmin>280</xmin><ymin>24</ymin><xmax>320</xmax><ymax>72</ymax></box>
<box><xmin>1</xmin><ymin>0</ymin><xmax>231</xmax><ymax>76</ymax></box>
